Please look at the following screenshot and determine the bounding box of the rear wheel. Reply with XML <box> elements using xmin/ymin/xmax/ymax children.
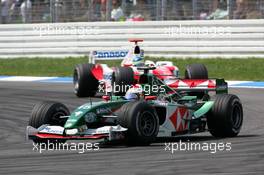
<box><xmin>73</xmin><ymin>64</ymin><xmax>99</xmax><ymax>97</ymax></box>
<box><xmin>185</xmin><ymin>64</ymin><xmax>208</xmax><ymax>98</ymax></box>
<box><xmin>118</xmin><ymin>101</ymin><xmax>159</xmax><ymax>145</ymax></box>
<box><xmin>29</xmin><ymin>101</ymin><xmax>70</xmax><ymax>144</ymax></box>
<box><xmin>112</xmin><ymin>67</ymin><xmax>134</xmax><ymax>96</ymax></box>
<box><xmin>207</xmin><ymin>94</ymin><xmax>243</xmax><ymax>137</ymax></box>
<box><xmin>185</xmin><ymin>63</ymin><xmax>208</xmax><ymax>79</ymax></box>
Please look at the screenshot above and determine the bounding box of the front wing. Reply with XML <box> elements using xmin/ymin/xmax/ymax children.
<box><xmin>26</xmin><ymin>125</ymin><xmax>127</xmax><ymax>141</ymax></box>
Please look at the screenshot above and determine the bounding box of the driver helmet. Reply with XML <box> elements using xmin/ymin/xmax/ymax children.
<box><xmin>132</xmin><ymin>55</ymin><xmax>144</xmax><ymax>67</ymax></box>
<box><xmin>124</xmin><ymin>87</ymin><xmax>140</xmax><ymax>100</ymax></box>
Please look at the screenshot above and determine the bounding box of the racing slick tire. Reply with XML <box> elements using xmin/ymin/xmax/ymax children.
<box><xmin>185</xmin><ymin>63</ymin><xmax>208</xmax><ymax>79</ymax></box>
<box><xmin>29</xmin><ymin>101</ymin><xmax>70</xmax><ymax>144</ymax></box>
<box><xmin>118</xmin><ymin>101</ymin><xmax>159</xmax><ymax>145</ymax></box>
<box><xmin>185</xmin><ymin>63</ymin><xmax>208</xmax><ymax>98</ymax></box>
<box><xmin>207</xmin><ymin>94</ymin><xmax>243</xmax><ymax>137</ymax></box>
<box><xmin>112</xmin><ymin>67</ymin><xmax>134</xmax><ymax>96</ymax></box>
<box><xmin>73</xmin><ymin>64</ymin><xmax>99</xmax><ymax>97</ymax></box>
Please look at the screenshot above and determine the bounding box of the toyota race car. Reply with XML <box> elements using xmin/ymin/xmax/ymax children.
<box><xmin>27</xmin><ymin>66</ymin><xmax>243</xmax><ymax>146</ymax></box>
<box><xmin>73</xmin><ymin>39</ymin><xmax>192</xmax><ymax>97</ymax></box>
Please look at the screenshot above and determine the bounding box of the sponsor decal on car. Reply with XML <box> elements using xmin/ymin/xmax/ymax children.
<box><xmin>103</xmin><ymin>73</ymin><xmax>112</xmax><ymax>80</ymax></box>
<box><xmin>96</xmin><ymin>107</ymin><xmax>111</xmax><ymax>114</ymax></box>
<box><xmin>92</xmin><ymin>50</ymin><xmax>129</xmax><ymax>59</ymax></box>
<box><xmin>39</xmin><ymin>126</ymin><xmax>64</xmax><ymax>135</ymax></box>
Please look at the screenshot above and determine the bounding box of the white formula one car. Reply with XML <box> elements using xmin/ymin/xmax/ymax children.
<box><xmin>73</xmin><ymin>39</ymin><xmax>208</xmax><ymax>97</ymax></box>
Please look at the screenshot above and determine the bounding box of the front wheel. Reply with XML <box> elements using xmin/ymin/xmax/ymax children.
<box><xmin>207</xmin><ymin>94</ymin><xmax>243</xmax><ymax>137</ymax></box>
<box><xmin>29</xmin><ymin>101</ymin><xmax>70</xmax><ymax>144</ymax></box>
<box><xmin>118</xmin><ymin>101</ymin><xmax>159</xmax><ymax>145</ymax></box>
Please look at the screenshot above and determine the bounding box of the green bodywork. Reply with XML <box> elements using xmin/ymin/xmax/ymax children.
<box><xmin>193</xmin><ymin>101</ymin><xmax>214</xmax><ymax>119</ymax></box>
<box><xmin>178</xmin><ymin>96</ymin><xmax>215</xmax><ymax>118</ymax></box>
<box><xmin>64</xmin><ymin>99</ymin><xmax>128</xmax><ymax>129</ymax></box>
<box><xmin>63</xmin><ymin>69</ymin><xmax>226</xmax><ymax>130</ymax></box>
<box><xmin>63</xmin><ymin>97</ymin><xmax>214</xmax><ymax>130</ymax></box>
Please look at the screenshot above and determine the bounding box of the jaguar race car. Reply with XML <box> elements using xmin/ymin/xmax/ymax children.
<box><xmin>73</xmin><ymin>39</ymin><xmax>197</xmax><ymax>97</ymax></box>
<box><xmin>27</xmin><ymin>67</ymin><xmax>243</xmax><ymax>145</ymax></box>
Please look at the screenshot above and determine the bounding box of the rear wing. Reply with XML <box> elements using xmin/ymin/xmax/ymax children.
<box><xmin>168</xmin><ymin>79</ymin><xmax>228</xmax><ymax>94</ymax></box>
<box><xmin>89</xmin><ymin>39</ymin><xmax>144</xmax><ymax>63</ymax></box>
<box><xmin>89</xmin><ymin>49</ymin><xmax>144</xmax><ymax>64</ymax></box>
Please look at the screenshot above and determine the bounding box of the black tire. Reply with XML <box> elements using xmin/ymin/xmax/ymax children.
<box><xmin>185</xmin><ymin>64</ymin><xmax>208</xmax><ymax>98</ymax></box>
<box><xmin>185</xmin><ymin>63</ymin><xmax>208</xmax><ymax>79</ymax></box>
<box><xmin>29</xmin><ymin>101</ymin><xmax>70</xmax><ymax>144</ymax></box>
<box><xmin>112</xmin><ymin>67</ymin><xmax>134</xmax><ymax>96</ymax></box>
<box><xmin>73</xmin><ymin>64</ymin><xmax>99</xmax><ymax>97</ymax></box>
<box><xmin>207</xmin><ymin>94</ymin><xmax>243</xmax><ymax>137</ymax></box>
<box><xmin>118</xmin><ymin>101</ymin><xmax>159</xmax><ymax>145</ymax></box>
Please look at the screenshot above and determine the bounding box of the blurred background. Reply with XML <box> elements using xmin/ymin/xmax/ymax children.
<box><xmin>1</xmin><ymin>0</ymin><xmax>264</xmax><ymax>24</ymax></box>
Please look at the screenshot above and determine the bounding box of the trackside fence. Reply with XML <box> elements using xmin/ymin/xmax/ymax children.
<box><xmin>0</xmin><ymin>19</ymin><xmax>263</xmax><ymax>58</ymax></box>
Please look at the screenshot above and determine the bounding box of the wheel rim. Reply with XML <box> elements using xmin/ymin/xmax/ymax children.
<box><xmin>73</xmin><ymin>69</ymin><xmax>79</xmax><ymax>92</ymax></box>
<box><xmin>231</xmin><ymin>103</ymin><xmax>242</xmax><ymax>130</ymax></box>
<box><xmin>50</xmin><ymin>111</ymin><xmax>67</xmax><ymax>126</ymax></box>
<box><xmin>138</xmin><ymin>111</ymin><xmax>157</xmax><ymax>137</ymax></box>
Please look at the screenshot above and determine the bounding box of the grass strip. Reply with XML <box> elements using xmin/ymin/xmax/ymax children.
<box><xmin>0</xmin><ymin>56</ymin><xmax>263</xmax><ymax>81</ymax></box>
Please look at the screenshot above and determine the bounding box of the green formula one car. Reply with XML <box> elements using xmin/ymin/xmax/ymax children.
<box><xmin>27</xmin><ymin>66</ymin><xmax>243</xmax><ymax>145</ymax></box>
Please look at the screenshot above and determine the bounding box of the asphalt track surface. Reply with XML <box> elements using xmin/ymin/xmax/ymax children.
<box><xmin>0</xmin><ymin>82</ymin><xmax>263</xmax><ymax>175</ymax></box>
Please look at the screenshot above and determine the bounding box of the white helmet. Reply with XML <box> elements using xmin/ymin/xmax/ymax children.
<box><xmin>124</xmin><ymin>87</ymin><xmax>141</xmax><ymax>100</ymax></box>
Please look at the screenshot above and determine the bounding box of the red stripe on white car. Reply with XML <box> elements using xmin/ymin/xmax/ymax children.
<box><xmin>168</xmin><ymin>79</ymin><xmax>216</xmax><ymax>89</ymax></box>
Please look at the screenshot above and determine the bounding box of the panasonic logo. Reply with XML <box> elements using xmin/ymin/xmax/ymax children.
<box><xmin>93</xmin><ymin>51</ymin><xmax>128</xmax><ymax>58</ymax></box>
